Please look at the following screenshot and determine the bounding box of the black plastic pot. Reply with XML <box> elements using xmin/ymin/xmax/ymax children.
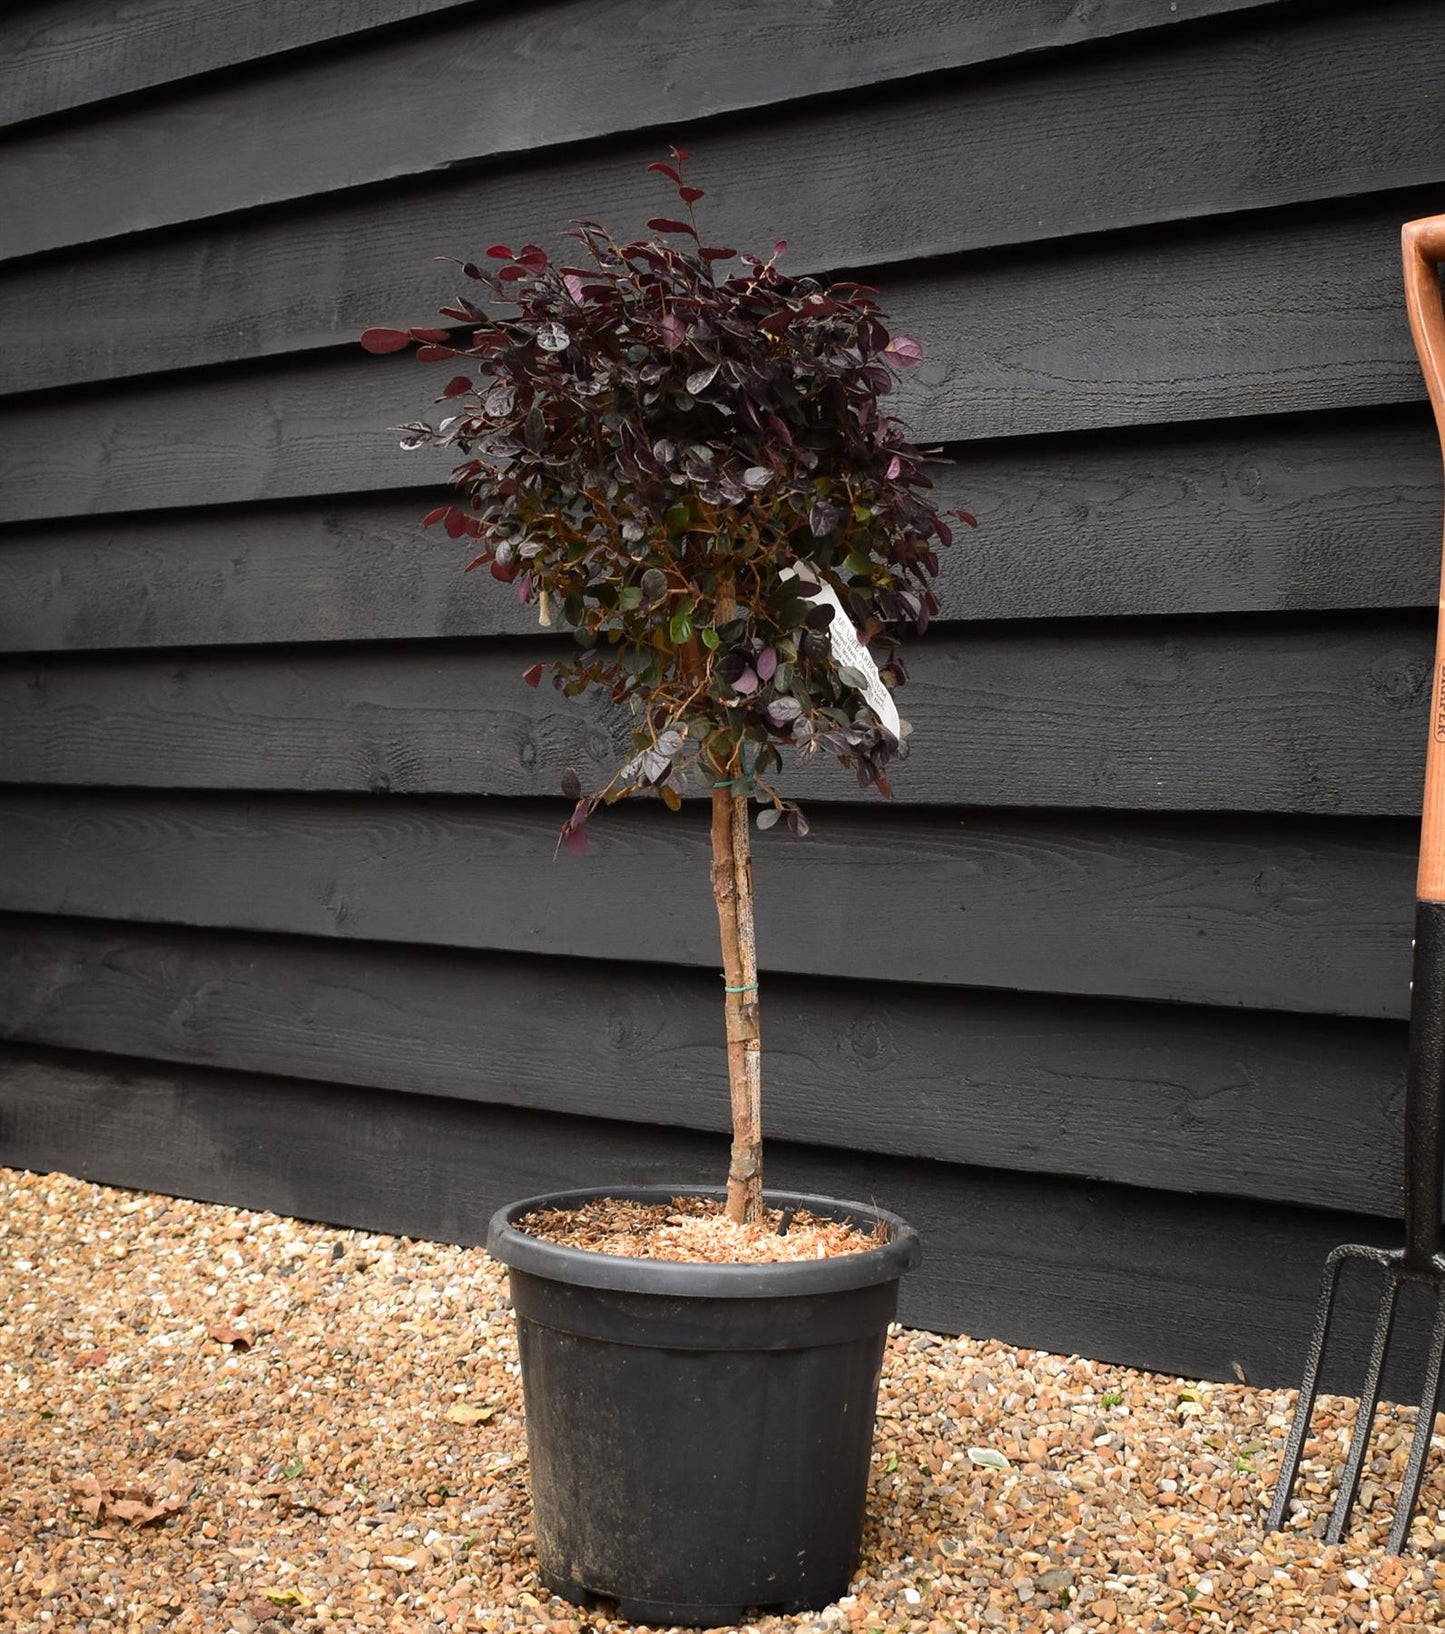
<box><xmin>486</xmin><ymin>1184</ymin><xmax>921</xmax><ymax>1627</ymax></box>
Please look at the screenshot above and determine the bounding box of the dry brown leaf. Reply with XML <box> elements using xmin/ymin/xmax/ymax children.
<box><xmin>70</xmin><ymin>1477</ymin><xmax>184</xmax><ymax>1527</ymax></box>
<box><xmin>443</xmin><ymin>1402</ymin><xmax>496</xmax><ymax>1426</ymax></box>
<box><xmin>206</xmin><ymin>1324</ymin><xmax>252</xmax><ymax>1350</ymax></box>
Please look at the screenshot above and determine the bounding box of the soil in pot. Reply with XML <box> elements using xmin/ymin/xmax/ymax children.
<box><xmin>515</xmin><ymin>1193</ymin><xmax>881</xmax><ymax>1263</ymax></box>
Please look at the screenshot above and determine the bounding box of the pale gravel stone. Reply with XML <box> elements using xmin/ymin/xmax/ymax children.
<box><xmin>6</xmin><ymin>1166</ymin><xmax>1445</xmax><ymax>1631</ymax></box>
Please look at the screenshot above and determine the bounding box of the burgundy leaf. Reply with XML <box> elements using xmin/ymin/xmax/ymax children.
<box><xmin>422</xmin><ymin>506</ymin><xmax>449</xmax><ymax>527</ymax></box>
<box><xmin>561</xmin><ymin>768</ymin><xmax>583</xmax><ymax>800</ymax></box>
<box><xmin>563</xmin><ymin>821</ymin><xmax>589</xmax><ymax>857</ymax></box>
<box><xmin>647</xmin><ymin>218</ymin><xmax>697</xmax><ymax>237</ymax></box>
<box><xmin>359</xmin><ymin>327</ymin><xmax>410</xmax><ymax>354</ymax></box>
<box><xmin>443</xmin><ymin>507</ymin><xmax>468</xmax><ymax>539</ymax></box>
<box><xmin>463</xmin><ymin>554</ymin><xmax>491</xmax><ymax>572</ymax></box>
<box><xmin>647</xmin><ymin>161</ymin><xmax>683</xmax><ymax>184</ymax></box>
<box><xmin>809</xmin><ymin>498</ymin><xmax>842</xmax><ymax>538</ymax></box>
<box><xmin>485</xmin><ymin>244</ymin><xmax>515</xmax><ymax>260</ymax></box>
<box><xmin>522</xmin><ymin>662</ymin><xmax>545</xmax><ymax>688</ymax></box>
<box><xmin>440</xmin><ymin>375</ymin><xmax>473</xmax><ymax>398</ymax></box>
<box><xmin>953</xmin><ymin>509</ymin><xmax>979</xmax><ymax>528</ymax></box>
<box><xmin>678</xmin><ymin>185</ymin><xmax>706</xmax><ymax>204</ymax></box>
<box><xmin>758</xmin><ymin>311</ymin><xmax>795</xmax><ymax>338</ymax></box>
<box><xmin>670</xmin><ymin>145</ymin><xmax>691</xmax><ymax>163</ymax></box>
<box><xmin>787</xmin><ymin>808</ymin><xmax>811</xmax><ymax>839</ymax></box>
<box><xmin>415</xmin><ymin>344</ymin><xmax>456</xmax><ymax>362</ymax></box>
<box><xmin>686</xmin><ymin>363</ymin><xmax>719</xmax><ymax>395</ymax></box>
<box><xmin>410</xmin><ymin>328</ymin><xmax>451</xmax><ymax>343</ymax></box>
<box><xmin>699</xmin><ymin>246</ymin><xmax>735</xmax><ymax>262</ymax></box>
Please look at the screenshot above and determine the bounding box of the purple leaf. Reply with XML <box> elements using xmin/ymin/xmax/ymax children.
<box><xmin>732</xmin><ymin>666</ymin><xmax>760</xmax><ymax>695</ymax></box>
<box><xmin>882</xmin><ymin>334</ymin><xmax>925</xmax><ymax>369</ymax></box>
<box><xmin>360</xmin><ymin>327</ymin><xmax>410</xmax><ymax>354</ymax></box>
<box><xmin>886</xmin><ymin>454</ymin><xmax>902</xmax><ymax>480</ymax></box>
<box><xmin>809</xmin><ymin>498</ymin><xmax>841</xmax><ymax>537</ymax></box>
<box><xmin>686</xmin><ymin>363</ymin><xmax>719</xmax><ymax>396</ymax></box>
<box><xmin>562</xmin><ymin>273</ymin><xmax>586</xmax><ymax>302</ymax></box>
<box><xmin>742</xmin><ymin>466</ymin><xmax>773</xmax><ymax>490</ymax></box>
<box><xmin>755</xmin><ymin>646</ymin><xmax>778</xmax><ymax>681</ymax></box>
<box><xmin>536</xmin><ymin>321</ymin><xmax>569</xmax><ymax>352</ymax></box>
<box><xmin>659</xmin><ymin>314</ymin><xmax>687</xmax><ymax>352</ymax></box>
<box><xmin>561</xmin><ymin>768</ymin><xmax>583</xmax><ymax>800</ymax></box>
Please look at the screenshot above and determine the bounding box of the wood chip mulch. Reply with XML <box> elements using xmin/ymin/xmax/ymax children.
<box><xmin>6</xmin><ymin>1166</ymin><xmax>1445</xmax><ymax>1632</ymax></box>
<box><xmin>515</xmin><ymin>1196</ymin><xmax>879</xmax><ymax>1262</ymax></box>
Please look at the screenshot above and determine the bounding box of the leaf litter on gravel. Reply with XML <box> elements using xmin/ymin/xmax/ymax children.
<box><xmin>7</xmin><ymin>1165</ymin><xmax>1445</xmax><ymax>1631</ymax></box>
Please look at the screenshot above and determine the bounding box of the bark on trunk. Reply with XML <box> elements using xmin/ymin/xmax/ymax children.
<box><xmin>702</xmin><ymin>565</ymin><xmax>763</xmax><ymax>1223</ymax></box>
<box><xmin>712</xmin><ymin>782</ymin><xmax>763</xmax><ymax>1223</ymax></box>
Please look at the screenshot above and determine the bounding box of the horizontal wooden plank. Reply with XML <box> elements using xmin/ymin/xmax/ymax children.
<box><xmin>0</xmin><ymin>791</ymin><xmax>1413</xmax><ymax>1017</ymax></box>
<box><xmin>5</xmin><ymin>4</ymin><xmax>1437</xmax><ymax>393</ymax></box>
<box><xmin>0</xmin><ymin>1042</ymin><xmax>1416</xmax><ymax>1389</ymax></box>
<box><xmin>0</xmin><ymin>918</ymin><xmax>1409</xmax><ymax>1219</ymax></box>
<box><xmin>0</xmin><ymin>0</ymin><xmax>473</xmax><ymax>129</ymax></box>
<box><xmin>0</xmin><ymin>0</ymin><xmax>1305</xmax><ymax>262</ymax></box>
<box><xmin>0</xmin><ymin>616</ymin><xmax>1431</xmax><ymax>814</ymax></box>
<box><xmin>2</xmin><ymin>412</ymin><xmax>1437</xmax><ymax>651</ymax></box>
<box><xmin>0</xmin><ymin>206</ymin><xmax>1426</xmax><ymax>520</ymax></box>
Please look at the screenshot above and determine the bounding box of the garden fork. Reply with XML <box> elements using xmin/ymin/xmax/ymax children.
<box><xmin>1268</xmin><ymin>213</ymin><xmax>1445</xmax><ymax>1552</ymax></box>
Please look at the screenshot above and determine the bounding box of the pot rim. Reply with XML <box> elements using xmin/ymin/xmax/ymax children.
<box><xmin>486</xmin><ymin>1183</ymin><xmax>922</xmax><ymax>1298</ymax></box>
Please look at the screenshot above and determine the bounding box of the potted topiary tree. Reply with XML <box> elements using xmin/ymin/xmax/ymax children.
<box><xmin>364</xmin><ymin>150</ymin><xmax>970</xmax><ymax>1627</ymax></box>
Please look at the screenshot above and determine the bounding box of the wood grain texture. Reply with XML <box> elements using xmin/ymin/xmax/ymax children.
<box><xmin>5</xmin><ymin>3</ymin><xmax>1440</xmax><ymax>389</ymax></box>
<box><xmin>0</xmin><ymin>791</ymin><xmax>1414</xmax><ymax>1017</ymax></box>
<box><xmin>0</xmin><ymin>920</ymin><xmax>1408</xmax><ymax>1218</ymax></box>
<box><xmin>0</xmin><ymin>1043</ymin><xmax>1417</xmax><ymax>1390</ymax></box>
<box><xmin>2</xmin><ymin>413</ymin><xmax>1437</xmax><ymax>652</ymax></box>
<box><xmin>0</xmin><ymin>205</ymin><xmax>1427</xmax><ymax>521</ymax></box>
<box><xmin>0</xmin><ymin>617</ymin><xmax>1432</xmax><ymax>814</ymax></box>
<box><xmin>0</xmin><ymin>0</ymin><xmax>1306</xmax><ymax>261</ymax></box>
<box><xmin>0</xmin><ymin>0</ymin><xmax>474</xmax><ymax>128</ymax></box>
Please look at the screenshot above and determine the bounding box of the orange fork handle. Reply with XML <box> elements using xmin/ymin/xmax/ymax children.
<box><xmin>1403</xmin><ymin>216</ymin><xmax>1445</xmax><ymax>903</ymax></box>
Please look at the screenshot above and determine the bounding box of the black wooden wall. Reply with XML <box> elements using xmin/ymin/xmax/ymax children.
<box><xmin>3</xmin><ymin>0</ymin><xmax>1445</xmax><ymax>1387</ymax></box>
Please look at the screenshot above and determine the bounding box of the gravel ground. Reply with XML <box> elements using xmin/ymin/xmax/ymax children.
<box><xmin>6</xmin><ymin>1168</ymin><xmax>1445</xmax><ymax>1633</ymax></box>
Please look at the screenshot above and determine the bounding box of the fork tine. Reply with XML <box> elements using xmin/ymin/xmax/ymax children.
<box><xmin>1387</xmin><ymin>1281</ymin><xmax>1445</xmax><ymax>1553</ymax></box>
<box><xmin>1325</xmin><ymin>1270</ymin><xmax>1402</xmax><ymax>1542</ymax></box>
<box><xmin>1268</xmin><ymin>1246</ymin><xmax>1350</xmax><ymax>1533</ymax></box>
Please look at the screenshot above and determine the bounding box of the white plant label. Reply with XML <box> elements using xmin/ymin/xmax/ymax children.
<box><xmin>783</xmin><ymin>564</ymin><xmax>901</xmax><ymax>740</ymax></box>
